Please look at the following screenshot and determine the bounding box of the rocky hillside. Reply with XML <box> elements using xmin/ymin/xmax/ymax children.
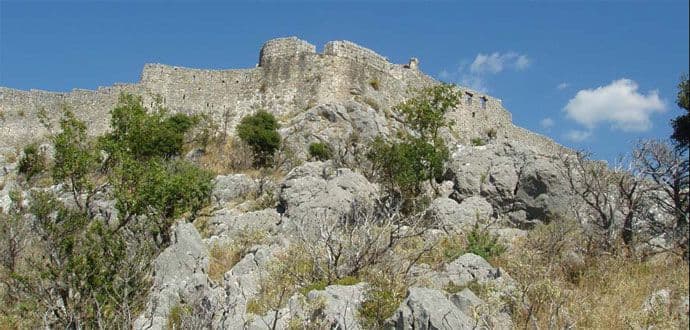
<box><xmin>0</xmin><ymin>38</ymin><xmax>687</xmax><ymax>329</ymax></box>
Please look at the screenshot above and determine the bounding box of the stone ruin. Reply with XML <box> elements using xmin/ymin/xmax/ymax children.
<box><xmin>0</xmin><ymin>36</ymin><xmax>561</xmax><ymax>153</ymax></box>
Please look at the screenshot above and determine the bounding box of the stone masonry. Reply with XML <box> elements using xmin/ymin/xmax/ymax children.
<box><xmin>0</xmin><ymin>37</ymin><xmax>562</xmax><ymax>154</ymax></box>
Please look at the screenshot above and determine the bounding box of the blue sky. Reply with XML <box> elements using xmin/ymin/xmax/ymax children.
<box><xmin>1</xmin><ymin>0</ymin><xmax>688</xmax><ymax>161</ymax></box>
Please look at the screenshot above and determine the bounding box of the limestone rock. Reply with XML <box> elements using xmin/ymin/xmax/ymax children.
<box><xmin>134</xmin><ymin>223</ymin><xmax>214</xmax><ymax>330</ymax></box>
<box><xmin>448</xmin><ymin>142</ymin><xmax>573</xmax><ymax>226</ymax></box>
<box><xmin>213</xmin><ymin>174</ymin><xmax>257</xmax><ymax>205</ymax></box>
<box><xmin>386</xmin><ymin>287</ymin><xmax>476</xmax><ymax>330</ymax></box>
<box><xmin>208</xmin><ymin>208</ymin><xmax>280</xmax><ymax>238</ymax></box>
<box><xmin>427</xmin><ymin>196</ymin><xmax>493</xmax><ymax>229</ymax></box>
<box><xmin>278</xmin><ymin>161</ymin><xmax>378</xmax><ymax>224</ymax></box>
<box><xmin>306</xmin><ymin>283</ymin><xmax>369</xmax><ymax>330</ymax></box>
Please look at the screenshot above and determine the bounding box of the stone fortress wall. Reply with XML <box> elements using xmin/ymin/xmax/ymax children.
<box><xmin>0</xmin><ymin>37</ymin><xmax>564</xmax><ymax>155</ymax></box>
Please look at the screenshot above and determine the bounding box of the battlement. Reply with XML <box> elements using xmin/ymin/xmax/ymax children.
<box><xmin>259</xmin><ymin>37</ymin><xmax>317</xmax><ymax>67</ymax></box>
<box><xmin>323</xmin><ymin>40</ymin><xmax>391</xmax><ymax>71</ymax></box>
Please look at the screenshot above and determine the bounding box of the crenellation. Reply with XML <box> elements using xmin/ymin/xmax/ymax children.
<box><xmin>323</xmin><ymin>40</ymin><xmax>391</xmax><ymax>72</ymax></box>
<box><xmin>259</xmin><ymin>37</ymin><xmax>316</xmax><ymax>67</ymax></box>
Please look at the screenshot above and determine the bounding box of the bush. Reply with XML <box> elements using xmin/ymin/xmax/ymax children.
<box><xmin>368</xmin><ymin>136</ymin><xmax>448</xmax><ymax>208</ymax></box>
<box><xmin>17</xmin><ymin>143</ymin><xmax>46</xmax><ymax>181</ymax></box>
<box><xmin>236</xmin><ymin>110</ymin><xmax>281</xmax><ymax>167</ymax></box>
<box><xmin>308</xmin><ymin>142</ymin><xmax>333</xmax><ymax>161</ymax></box>
<box><xmin>102</xmin><ymin>94</ymin><xmax>198</xmax><ymax>161</ymax></box>
<box><xmin>471</xmin><ymin>137</ymin><xmax>486</xmax><ymax>146</ymax></box>
<box><xmin>466</xmin><ymin>224</ymin><xmax>506</xmax><ymax>260</ymax></box>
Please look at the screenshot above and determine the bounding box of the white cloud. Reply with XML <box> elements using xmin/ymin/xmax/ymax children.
<box><xmin>540</xmin><ymin>117</ymin><xmax>555</xmax><ymax>129</ymax></box>
<box><xmin>470</xmin><ymin>52</ymin><xmax>530</xmax><ymax>74</ymax></box>
<box><xmin>563</xmin><ymin>79</ymin><xmax>666</xmax><ymax>132</ymax></box>
<box><xmin>557</xmin><ymin>82</ymin><xmax>569</xmax><ymax>90</ymax></box>
<box><xmin>565</xmin><ymin>129</ymin><xmax>592</xmax><ymax>142</ymax></box>
<box><xmin>439</xmin><ymin>51</ymin><xmax>530</xmax><ymax>92</ymax></box>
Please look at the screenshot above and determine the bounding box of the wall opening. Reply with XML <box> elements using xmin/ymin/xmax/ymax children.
<box><xmin>465</xmin><ymin>92</ymin><xmax>473</xmax><ymax>106</ymax></box>
<box><xmin>480</xmin><ymin>96</ymin><xmax>487</xmax><ymax>109</ymax></box>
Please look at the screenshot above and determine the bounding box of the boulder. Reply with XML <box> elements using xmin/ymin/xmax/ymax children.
<box><xmin>208</xmin><ymin>208</ymin><xmax>280</xmax><ymax>238</ymax></box>
<box><xmin>134</xmin><ymin>223</ymin><xmax>217</xmax><ymax>330</ymax></box>
<box><xmin>278</xmin><ymin>161</ymin><xmax>377</xmax><ymax>225</ymax></box>
<box><xmin>306</xmin><ymin>283</ymin><xmax>369</xmax><ymax>330</ymax></box>
<box><xmin>427</xmin><ymin>197</ymin><xmax>493</xmax><ymax>229</ymax></box>
<box><xmin>386</xmin><ymin>287</ymin><xmax>475</xmax><ymax>329</ymax></box>
<box><xmin>448</xmin><ymin>142</ymin><xmax>574</xmax><ymax>225</ymax></box>
<box><xmin>213</xmin><ymin>174</ymin><xmax>257</xmax><ymax>205</ymax></box>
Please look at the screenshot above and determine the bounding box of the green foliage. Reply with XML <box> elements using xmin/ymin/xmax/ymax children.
<box><xmin>3</xmin><ymin>93</ymin><xmax>212</xmax><ymax>327</ymax></box>
<box><xmin>112</xmin><ymin>156</ymin><xmax>213</xmax><ymax>243</ymax></box>
<box><xmin>368</xmin><ymin>136</ymin><xmax>448</xmax><ymax>203</ymax></box>
<box><xmin>466</xmin><ymin>224</ymin><xmax>506</xmax><ymax>259</ymax></box>
<box><xmin>51</xmin><ymin>108</ymin><xmax>99</xmax><ymax>206</ymax></box>
<box><xmin>167</xmin><ymin>303</ymin><xmax>192</xmax><ymax>330</ymax></box>
<box><xmin>308</xmin><ymin>142</ymin><xmax>333</xmax><ymax>161</ymax></box>
<box><xmin>671</xmin><ymin>74</ymin><xmax>689</xmax><ymax>149</ymax></box>
<box><xmin>22</xmin><ymin>191</ymin><xmax>153</xmax><ymax>328</ymax></box>
<box><xmin>394</xmin><ymin>83</ymin><xmax>461</xmax><ymax>141</ymax></box>
<box><xmin>358</xmin><ymin>288</ymin><xmax>401</xmax><ymax>329</ymax></box>
<box><xmin>471</xmin><ymin>137</ymin><xmax>486</xmax><ymax>146</ymax></box>
<box><xmin>17</xmin><ymin>143</ymin><xmax>46</xmax><ymax>181</ymax></box>
<box><xmin>367</xmin><ymin>84</ymin><xmax>458</xmax><ymax>207</ymax></box>
<box><xmin>102</xmin><ymin>94</ymin><xmax>198</xmax><ymax>161</ymax></box>
<box><xmin>369</xmin><ymin>78</ymin><xmax>380</xmax><ymax>91</ymax></box>
<box><xmin>236</xmin><ymin>110</ymin><xmax>281</xmax><ymax>167</ymax></box>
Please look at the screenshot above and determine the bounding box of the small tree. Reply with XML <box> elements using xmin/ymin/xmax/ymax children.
<box><xmin>236</xmin><ymin>110</ymin><xmax>281</xmax><ymax>167</ymax></box>
<box><xmin>51</xmin><ymin>108</ymin><xmax>100</xmax><ymax>211</ymax></box>
<box><xmin>17</xmin><ymin>143</ymin><xmax>47</xmax><ymax>181</ymax></box>
<box><xmin>671</xmin><ymin>74</ymin><xmax>689</xmax><ymax>150</ymax></box>
<box><xmin>368</xmin><ymin>84</ymin><xmax>458</xmax><ymax>209</ymax></box>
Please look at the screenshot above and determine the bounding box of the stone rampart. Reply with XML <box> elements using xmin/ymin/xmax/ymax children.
<box><xmin>0</xmin><ymin>37</ymin><xmax>565</xmax><ymax>156</ymax></box>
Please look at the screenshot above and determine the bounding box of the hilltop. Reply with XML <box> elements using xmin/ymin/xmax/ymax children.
<box><xmin>0</xmin><ymin>38</ymin><xmax>687</xmax><ymax>329</ymax></box>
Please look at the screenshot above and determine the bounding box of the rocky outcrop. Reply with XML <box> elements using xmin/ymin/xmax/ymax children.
<box><xmin>305</xmin><ymin>283</ymin><xmax>369</xmax><ymax>330</ymax></box>
<box><xmin>134</xmin><ymin>223</ymin><xmax>218</xmax><ymax>330</ymax></box>
<box><xmin>278</xmin><ymin>161</ymin><xmax>378</xmax><ymax>225</ymax></box>
<box><xmin>448</xmin><ymin>142</ymin><xmax>573</xmax><ymax>227</ymax></box>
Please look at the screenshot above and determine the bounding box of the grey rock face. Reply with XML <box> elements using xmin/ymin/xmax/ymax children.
<box><xmin>278</xmin><ymin>161</ymin><xmax>378</xmax><ymax>224</ymax></box>
<box><xmin>427</xmin><ymin>196</ymin><xmax>493</xmax><ymax>230</ymax></box>
<box><xmin>208</xmin><ymin>208</ymin><xmax>280</xmax><ymax>238</ymax></box>
<box><xmin>386</xmin><ymin>287</ymin><xmax>476</xmax><ymax>330</ymax></box>
<box><xmin>213</xmin><ymin>174</ymin><xmax>258</xmax><ymax>205</ymax></box>
<box><xmin>448</xmin><ymin>142</ymin><xmax>573</xmax><ymax>226</ymax></box>
<box><xmin>306</xmin><ymin>283</ymin><xmax>369</xmax><ymax>330</ymax></box>
<box><xmin>134</xmin><ymin>223</ymin><xmax>214</xmax><ymax>330</ymax></box>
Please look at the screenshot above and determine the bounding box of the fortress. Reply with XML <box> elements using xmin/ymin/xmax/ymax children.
<box><xmin>0</xmin><ymin>37</ymin><xmax>558</xmax><ymax>152</ymax></box>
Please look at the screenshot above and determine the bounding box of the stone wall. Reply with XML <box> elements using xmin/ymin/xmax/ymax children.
<box><xmin>0</xmin><ymin>37</ymin><xmax>565</xmax><ymax>156</ymax></box>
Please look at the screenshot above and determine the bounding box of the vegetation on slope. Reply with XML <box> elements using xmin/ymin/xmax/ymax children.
<box><xmin>0</xmin><ymin>93</ymin><xmax>213</xmax><ymax>328</ymax></box>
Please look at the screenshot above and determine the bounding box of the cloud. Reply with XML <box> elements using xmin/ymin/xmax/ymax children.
<box><xmin>557</xmin><ymin>82</ymin><xmax>569</xmax><ymax>90</ymax></box>
<box><xmin>470</xmin><ymin>52</ymin><xmax>530</xmax><ymax>74</ymax></box>
<box><xmin>565</xmin><ymin>129</ymin><xmax>592</xmax><ymax>142</ymax></box>
<box><xmin>563</xmin><ymin>79</ymin><xmax>666</xmax><ymax>132</ymax></box>
<box><xmin>540</xmin><ymin>117</ymin><xmax>555</xmax><ymax>129</ymax></box>
<box><xmin>439</xmin><ymin>51</ymin><xmax>530</xmax><ymax>92</ymax></box>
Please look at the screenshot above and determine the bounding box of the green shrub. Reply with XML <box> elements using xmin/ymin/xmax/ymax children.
<box><xmin>236</xmin><ymin>110</ymin><xmax>281</xmax><ymax>167</ymax></box>
<box><xmin>367</xmin><ymin>136</ymin><xmax>448</xmax><ymax>208</ymax></box>
<box><xmin>102</xmin><ymin>94</ymin><xmax>198</xmax><ymax>161</ymax></box>
<box><xmin>358</xmin><ymin>288</ymin><xmax>401</xmax><ymax>328</ymax></box>
<box><xmin>17</xmin><ymin>143</ymin><xmax>46</xmax><ymax>181</ymax></box>
<box><xmin>308</xmin><ymin>142</ymin><xmax>333</xmax><ymax>161</ymax></box>
<box><xmin>471</xmin><ymin>137</ymin><xmax>486</xmax><ymax>146</ymax></box>
<box><xmin>466</xmin><ymin>224</ymin><xmax>506</xmax><ymax>259</ymax></box>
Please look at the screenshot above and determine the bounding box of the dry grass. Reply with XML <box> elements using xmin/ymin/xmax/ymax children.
<box><xmin>197</xmin><ymin>137</ymin><xmax>254</xmax><ymax>175</ymax></box>
<box><xmin>207</xmin><ymin>229</ymin><xmax>268</xmax><ymax>283</ymax></box>
<box><xmin>494</xmin><ymin>219</ymin><xmax>690</xmax><ymax>329</ymax></box>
